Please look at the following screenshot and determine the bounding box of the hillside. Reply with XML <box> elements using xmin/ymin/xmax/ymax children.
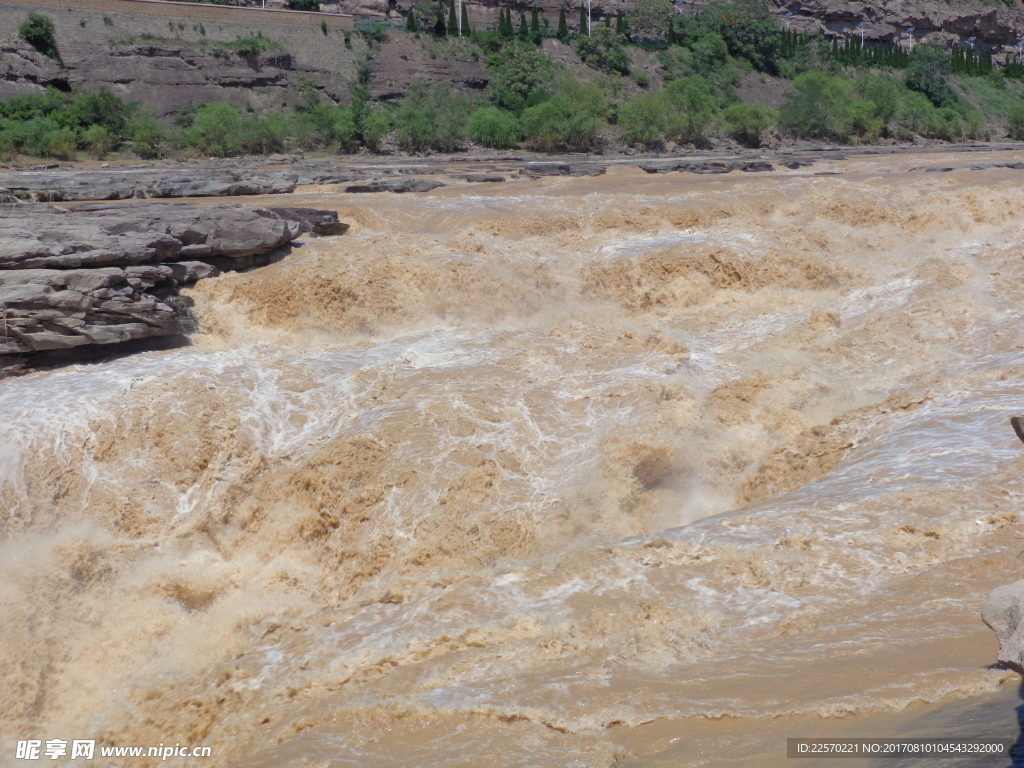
<box><xmin>3</xmin><ymin>0</ymin><xmax>1024</xmax><ymax>160</ymax></box>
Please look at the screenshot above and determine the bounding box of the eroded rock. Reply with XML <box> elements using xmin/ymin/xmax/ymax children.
<box><xmin>0</xmin><ymin>202</ymin><xmax>345</xmax><ymax>371</ymax></box>
<box><xmin>983</xmin><ymin>579</ymin><xmax>1024</xmax><ymax>671</ymax></box>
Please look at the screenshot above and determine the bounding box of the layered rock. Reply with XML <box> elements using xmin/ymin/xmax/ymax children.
<box><xmin>0</xmin><ymin>167</ymin><xmax>301</xmax><ymax>203</ymax></box>
<box><xmin>0</xmin><ymin>40</ymin><xmax>352</xmax><ymax>118</ymax></box>
<box><xmin>0</xmin><ymin>202</ymin><xmax>344</xmax><ymax>371</ymax></box>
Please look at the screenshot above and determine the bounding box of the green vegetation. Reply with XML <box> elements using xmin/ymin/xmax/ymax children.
<box><xmin>468</xmin><ymin>106</ymin><xmax>522</xmax><ymax>148</ymax></box>
<box><xmin>576</xmin><ymin>26</ymin><xmax>631</xmax><ymax>74</ymax></box>
<box><xmin>723</xmin><ymin>102</ymin><xmax>778</xmax><ymax>146</ymax></box>
<box><xmin>8</xmin><ymin>0</ymin><xmax>1024</xmax><ymax>162</ymax></box>
<box><xmin>214</xmin><ymin>33</ymin><xmax>283</xmax><ymax>58</ymax></box>
<box><xmin>20</xmin><ymin>13</ymin><xmax>57</xmax><ymax>59</ymax></box>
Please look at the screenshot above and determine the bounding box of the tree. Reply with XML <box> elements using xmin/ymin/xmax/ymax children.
<box><xmin>434</xmin><ymin>2</ymin><xmax>447</xmax><ymax>35</ymax></box>
<box><xmin>499</xmin><ymin>7</ymin><xmax>513</xmax><ymax>38</ymax></box>
<box><xmin>696</xmin><ymin>0</ymin><xmax>781</xmax><ymax>72</ymax></box>
<box><xmin>19</xmin><ymin>13</ymin><xmax>57</xmax><ymax>59</ymax></box>
<box><xmin>406</xmin><ymin>9</ymin><xmax>419</xmax><ymax>31</ymax></box>
<box><xmin>627</xmin><ymin>0</ymin><xmax>672</xmax><ymax>40</ymax></box>
<box><xmin>576</xmin><ymin>26</ymin><xmax>631</xmax><ymax>74</ymax></box>
<box><xmin>619</xmin><ymin>94</ymin><xmax>666</xmax><ymax>147</ymax></box>
<box><xmin>469</xmin><ymin>106</ymin><xmax>522</xmax><ymax>147</ymax></box>
<box><xmin>448</xmin><ymin>0</ymin><xmax>458</xmax><ymax>35</ymax></box>
<box><xmin>905</xmin><ymin>44</ymin><xmax>958</xmax><ymax>109</ymax></box>
<box><xmin>519</xmin><ymin>11</ymin><xmax>529</xmax><ymax>40</ymax></box>
<box><xmin>660</xmin><ymin>76</ymin><xmax>716</xmax><ymax>144</ymax></box>
<box><xmin>723</xmin><ymin>102</ymin><xmax>777</xmax><ymax>146</ymax></box>
<box><xmin>578</xmin><ymin>2</ymin><xmax>588</xmax><ymax>36</ymax></box>
<box><xmin>530</xmin><ymin>5</ymin><xmax>542</xmax><ymax>43</ymax></box>
<box><xmin>461</xmin><ymin>3</ymin><xmax>470</xmax><ymax>35</ymax></box>
<box><xmin>779</xmin><ymin>70</ymin><xmax>881</xmax><ymax>142</ymax></box>
<box><xmin>615</xmin><ymin>10</ymin><xmax>629</xmax><ymax>40</ymax></box>
<box><xmin>557</xmin><ymin>7</ymin><xmax>569</xmax><ymax>42</ymax></box>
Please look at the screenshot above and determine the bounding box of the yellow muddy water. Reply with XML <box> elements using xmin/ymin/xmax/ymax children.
<box><xmin>4</xmin><ymin>151</ymin><xmax>1024</xmax><ymax>767</ymax></box>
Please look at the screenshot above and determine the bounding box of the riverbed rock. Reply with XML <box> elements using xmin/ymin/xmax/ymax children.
<box><xmin>344</xmin><ymin>178</ymin><xmax>447</xmax><ymax>193</ymax></box>
<box><xmin>0</xmin><ymin>203</ymin><xmax>300</xmax><ymax>270</ymax></box>
<box><xmin>0</xmin><ymin>167</ymin><xmax>299</xmax><ymax>203</ymax></box>
<box><xmin>639</xmin><ymin>160</ymin><xmax>781</xmax><ymax>175</ymax></box>
<box><xmin>523</xmin><ymin>162</ymin><xmax>607</xmax><ymax>177</ymax></box>
<box><xmin>0</xmin><ymin>202</ymin><xmax>344</xmax><ymax>369</ymax></box>
<box><xmin>982</xmin><ymin>579</ymin><xmax>1024</xmax><ymax>671</ymax></box>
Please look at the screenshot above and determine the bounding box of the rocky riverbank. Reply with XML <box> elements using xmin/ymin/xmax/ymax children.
<box><xmin>0</xmin><ymin>201</ymin><xmax>344</xmax><ymax>375</ymax></box>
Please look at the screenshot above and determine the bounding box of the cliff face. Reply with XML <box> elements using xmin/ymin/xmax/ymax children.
<box><xmin>0</xmin><ymin>39</ymin><xmax>354</xmax><ymax>115</ymax></box>
<box><xmin>769</xmin><ymin>0</ymin><xmax>1024</xmax><ymax>54</ymax></box>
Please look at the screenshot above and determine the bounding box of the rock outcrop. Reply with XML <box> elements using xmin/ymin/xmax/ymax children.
<box><xmin>366</xmin><ymin>34</ymin><xmax>490</xmax><ymax>102</ymax></box>
<box><xmin>0</xmin><ymin>40</ymin><xmax>352</xmax><ymax>118</ymax></box>
<box><xmin>0</xmin><ymin>202</ymin><xmax>344</xmax><ymax>372</ymax></box>
<box><xmin>0</xmin><ymin>167</ymin><xmax>301</xmax><ymax>203</ymax></box>
<box><xmin>983</xmin><ymin>579</ymin><xmax>1024</xmax><ymax>672</ymax></box>
<box><xmin>639</xmin><ymin>160</ymin><xmax>780</xmax><ymax>174</ymax></box>
<box><xmin>344</xmin><ymin>178</ymin><xmax>447</xmax><ymax>193</ymax></box>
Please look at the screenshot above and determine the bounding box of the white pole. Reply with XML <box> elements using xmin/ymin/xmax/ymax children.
<box><xmin>456</xmin><ymin>0</ymin><xmax>462</xmax><ymax>34</ymax></box>
<box><xmin>587</xmin><ymin>0</ymin><xmax>591</xmax><ymax>34</ymax></box>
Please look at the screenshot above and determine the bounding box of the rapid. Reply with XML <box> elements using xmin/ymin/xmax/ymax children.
<box><xmin>4</xmin><ymin>151</ymin><xmax>1024</xmax><ymax>766</ymax></box>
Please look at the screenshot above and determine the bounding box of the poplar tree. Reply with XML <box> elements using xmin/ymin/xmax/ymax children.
<box><xmin>435</xmin><ymin>2</ymin><xmax>446</xmax><ymax>36</ymax></box>
<box><xmin>406</xmin><ymin>8</ymin><xmax>418</xmax><ymax>31</ymax></box>
<box><xmin>557</xmin><ymin>6</ymin><xmax>569</xmax><ymax>41</ymax></box>
<box><xmin>461</xmin><ymin>2</ymin><xmax>470</xmax><ymax>35</ymax></box>
<box><xmin>615</xmin><ymin>9</ymin><xmax>629</xmax><ymax>40</ymax></box>
<box><xmin>519</xmin><ymin>11</ymin><xmax>528</xmax><ymax>40</ymax></box>
<box><xmin>578</xmin><ymin>1</ymin><xmax>588</xmax><ymax>36</ymax></box>
<box><xmin>530</xmin><ymin>5</ymin><xmax>541</xmax><ymax>43</ymax></box>
<box><xmin>448</xmin><ymin>0</ymin><xmax>458</xmax><ymax>35</ymax></box>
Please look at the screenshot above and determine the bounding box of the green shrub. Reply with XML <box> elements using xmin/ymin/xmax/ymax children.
<box><xmin>618</xmin><ymin>94</ymin><xmax>666</xmax><ymax>147</ymax></box>
<box><xmin>723</xmin><ymin>102</ymin><xmax>777</xmax><ymax>147</ymax></box>
<box><xmin>394</xmin><ymin>80</ymin><xmax>469</xmax><ymax>152</ymax></box>
<box><xmin>361</xmin><ymin>111</ymin><xmax>390</xmax><ymax>152</ymax></box>
<box><xmin>41</xmin><ymin>127</ymin><xmax>77</xmax><ymax>160</ymax></box>
<box><xmin>855</xmin><ymin>74</ymin><xmax>903</xmax><ymax>125</ymax></box>
<box><xmin>185</xmin><ymin>102</ymin><xmax>240</xmax><ymax>155</ymax></box>
<box><xmin>660</xmin><ymin>76</ymin><xmax>716</xmax><ymax>145</ymax></box>
<box><xmin>20</xmin><ymin>13</ymin><xmax>57</xmax><ymax>59</ymax></box>
<box><xmin>521</xmin><ymin>78</ymin><xmax>608</xmax><ymax>152</ymax></box>
<box><xmin>895</xmin><ymin>90</ymin><xmax>933</xmax><ymax>136</ymax></box>
<box><xmin>286</xmin><ymin>0</ymin><xmax>320</xmax><ymax>9</ymax></box>
<box><xmin>576</xmin><ymin>26</ymin><xmax>631</xmax><ymax>75</ymax></box>
<box><xmin>59</xmin><ymin>89</ymin><xmax>131</xmax><ymax>135</ymax></box>
<box><xmin>1008</xmin><ymin>103</ymin><xmax>1024</xmax><ymax>140</ymax></box>
<box><xmin>219</xmin><ymin>33</ymin><xmax>281</xmax><ymax>57</ymax></box>
<box><xmin>679</xmin><ymin>0</ymin><xmax>780</xmax><ymax>72</ymax></box>
<box><xmin>905</xmin><ymin>45</ymin><xmax>958</xmax><ymax>109</ymax></box>
<box><xmin>627</xmin><ymin>0</ymin><xmax>672</xmax><ymax>40</ymax></box>
<box><xmin>964</xmin><ymin>109</ymin><xmax>989</xmax><ymax>140</ymax></box>
<box><xmin>237</xmin><ymin>113</ymin><xmax>288</xmax><ymax>154</ymax></box>
<box><xmin>488</xmin><ymin>42</ymin><xmax>557</xmax><ymax>111</ymax></box>
<box><xmin>468</xmin><ymin>106</ymin><xmax>521</xmax><ymax>148</ymax></box>
<box><xmin>780</xmin><ymin>71</ymin><xmax>880</xmax><ymax>143</ymax></box>
<box><xmin>127</xmin><ymin>115</ymin><xmax>168</xmax><ymax>158</ymax></box>
<box><xmin>925</xmin><ymin>107</ymin><xmax>965</xmax><ymax>142</ymax></box>
<box><xmin>82</xmin><ymin>124</ymin><xmax>113</xmax><ymax>157</ymax></box>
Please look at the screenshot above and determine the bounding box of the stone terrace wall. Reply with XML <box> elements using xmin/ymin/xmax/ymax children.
<box><xmin>0</xmin><ymin>0</ymin><xmax>357</xmax><ymax>75</ymax></box>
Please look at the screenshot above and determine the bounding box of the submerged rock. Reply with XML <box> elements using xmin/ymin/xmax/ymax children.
<box><xmin>344</xmin><ymin>179</ymin><xmax>447</xmax><ymax>194</ymax></box>
<box><xmin>0</xmin><ymin>202</ymin><xmax>345</xmax><ymax>371</ymax></box>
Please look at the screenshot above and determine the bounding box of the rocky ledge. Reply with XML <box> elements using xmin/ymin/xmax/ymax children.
<box><xmin>0</xmin><ymin>202</ymin><xmax>344</xmax><ymax>374</ymax></box>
